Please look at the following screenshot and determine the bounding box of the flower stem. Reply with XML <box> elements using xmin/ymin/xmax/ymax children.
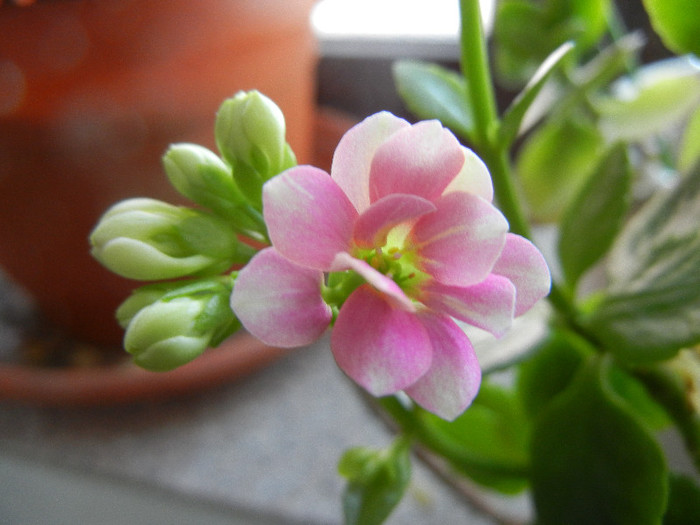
<box><xmin>458</xmin><ymin>0</ymin><xmax>529</xmax><ymax>237</ymax></box>
<box><xmin>459</xmin><ymin>0</ymin><xmax>497</xmax><ymax>148</ymax></box>
<box><xmin>458</xmin><ymin>0</ymin><xmax>579</xmax><ymax>325</ymax></box>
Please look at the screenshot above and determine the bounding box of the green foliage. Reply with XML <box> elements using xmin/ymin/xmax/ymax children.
<box><xmin>636</xmin><ymin>359</ymin><xmax>700</xmax><ymax>473</ymax></box>
<box><xmin>392</xmin><ymin>61</ymin><xmax>474</xmax><ymax>142</ymax></box>
<box><xmin>530</xmin><ymin>356</ymin><xmax>669</xmax><ymax>525</ymax></box>
<box><xmin>517</xmin><ymin>327</ymin><xmax>594</xmax><ymax>417</ymax></box>
<box><xmin>606</xmin><ymin>365</ymin><xmax>672</xmax><ymax>432</ymax></box>
<box><xmin>339</xmin><ymin>437</ymin><xmax>412</xmax><ymax>525</ymax></box>
<box><xmin>583</xmin><ymin>167</ymin><xmax>700</xmax><ymax>362</ymax></box>
<box><xmin>558</xmin><ymin>143</ymin><xmax>633</xmax><ymax>289</ymax></box>
<box><xmin>417</xmin><ymin>382</ymin><xmax>531</xmax><ymax>493</ymax></box>
<box><xmin>493</xmin><ymin>0</ymin><xmax>610</xmax><ymax>86</ymax></box>
<box><xmin>498</xmin><ymin>41</ymin><xmax>575</xmax><ymax>147</ymax></box>
<box><xmin>594</xmin><ymin>56</ymin><xmax>700</xmax><ymax>142</ymax></box>
<box><xmin>516</xmin><ymin>116</ymin><xmax>605</xmax><ymax>221</ymax></box>
<box><xmin>664</xmin><ymin>474</ymin><xmax>700</xmax><ymax>524</ymax></box>
<box><xmin>642</xmin><ymin>0</ymin><xmax>700</xmax><ymax>56</ymax></box>
<box><xmin>679</xmin><ymin>106</ymin><xmax>700</xmax><ymax>173</ymax></box>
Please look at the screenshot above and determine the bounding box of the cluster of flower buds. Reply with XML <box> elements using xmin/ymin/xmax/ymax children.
<box><xmin>90</xmin><ymin>91</ymin><xmax>295</xmax><ymax>370</ymax></box>
<box><xmin>115</xmin><ymin>278</ymin><xmax>240</xmax><ymax>371</ymax></box>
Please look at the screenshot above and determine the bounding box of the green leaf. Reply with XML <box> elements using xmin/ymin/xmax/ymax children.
<box><xmin>493</xmin><ymin>0</ymin><xmax>610</xmax><ymax>86</ymax></box>
<box><xmin>642</xmin><ymin>0</ymin><xmax>700</xmax><ymax>56</ymax></box>
<box><xmin>607</xmin><ymin>366</ymin><xmax>671</xmax><ymax>432</ymax></box>
<box><xmin>541</xmin><ymin>0</ymin><xmax>611</xmax><ymax>51</ymax></box>
<box><xmin>572</xmin><ymin>32</ymin><xmax>645</xmax><ymax>92</ymax></box>
<box><xmin>635</xmin><ymin>360</ymin><xmax>700</xmax><ymax>473</ymax></box>
<box><xmin>516</xmin><ymin>116</ymin><xmax>605</xmax><ymax>221</ymax></box>
<box><xmin>517</xmin><ymin>327</ymin><xmax>594</xmax><ymax>417</ymax></box>
<box><xmin>499</xmin><ymin>41</ymin><xmax>575</xmax><ymax>147</ymax></box>
<box><xmin>392</xmin><ymin>60</ymin><xmax>474</xmax><ymax>141</ymax></box>
<box><xmin>493</xmin><ymin>1</ymin><xmax>551</xmax><ymax>86</ymax></box>
<box><xmin>664</xmin><ymin>474</ymin><xmax>700</xmax><ymax>524</ymax></box>
<box><xmin>531</xmin><ymin>356</ymin><xmax>669</xmax><ymax>525</ymax></box>
<box><xmin>583</xmin><ymin>167</ymin><xmax>700</xmax><ymax>362</ymax></box>
<box><xmin>339</xmin><ymin>437</ymin><xmax>411</xmax><ymax>525</ymax></box>
<box><xmin>595</xmin><ymin>56</ymin><xmax>700</xmax><ymax>142</ymax></box>
<box><xmin>558</xmin><ymin>143</ymin><xmax>632</xmax><ymax>288</ymax></box>
<box><xmin>417</xmin><ymin>382</ymin><xmax>530</xmax><ymax>494</ymax></box>
<box><xmin>679</xmin><ymin>105</ymin><xmax>700</xmax><ymax>173</ymax></box>
<box><xmin>519</xmin><ymin>329</ymin><xmax>669</xmax><ymax>432</ymax></box>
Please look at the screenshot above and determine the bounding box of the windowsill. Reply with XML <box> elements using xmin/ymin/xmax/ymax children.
<box><xmin>312</xmin><ymin>0</ymin><xmax>494</xmax><ymax>118</ymax></box>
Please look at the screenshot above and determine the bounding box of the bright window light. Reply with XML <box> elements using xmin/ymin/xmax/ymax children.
<box><xmin>311</xmin><ymin>0</ymin><xmax>494</xmax><ymax>58</ymax></box>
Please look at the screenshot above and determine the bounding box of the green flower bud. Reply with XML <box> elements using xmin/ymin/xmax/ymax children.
<box><xmin>163</xmin><ymin>143</ymin><xmax>268</xmax><ymax>238</ymax></box>
<box><xmin>338</xmin><ymin>436</ymin><xmax>412</xmax><ymax>524</ymax></box>
<box><xmin>90</xmin><ymin>198</ymin><xmax>255</xmax><ymax>281</ymax></box>
<box><xmin>163</xmin><ymin>143</ymin><xmax>240</xmax><ymax>213</ymax></box>
<box><xmin>116</xmin><ymin>282</ymin><xmax>175</xmax><ymax>329</ymax></box>
<box><xmin>123</xmin><ymin>278</ymin><xmax>240</xmax><ymax>371</ymax></box>
<box><xmin>215</xmin><ymin>91</ymin><xmax>297</xmax><ymax>207</ymax></box>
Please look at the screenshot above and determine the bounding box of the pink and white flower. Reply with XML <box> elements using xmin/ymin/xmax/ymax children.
<box><xmin>231</xmin><ymin>112</ymin><xmax>550</xmax><ymax>420</ymax></box>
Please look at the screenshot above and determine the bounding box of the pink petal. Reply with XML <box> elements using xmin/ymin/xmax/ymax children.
<box><xmin>419</xmin><ymin>275</ymin><xmax>516</xmax><ymax>337</ymax></box>
<box><xmin>353</xmin><ymin>194</ymin><xmax>436</xmax><ymax>248</ymax></box>
<box><xmin>331</xmin><ymin>285</ymin><xmax>432</xmax><ymax>396</ymax></box>
<box><xmin>442</xmin><ymin>147</ymin><xmax>494</xmax><ymax>202</ymax></box>
<box><xmin>369</xmin><ymin>120</ymin><xmax>465</xmax><ymax>204</ymax></box>
<box><xmin>231</xmin><ymin>248</ymin><xmax>331</xmax><ymax>347</ymax></box>
<box><xmin>331</xmin><ymin>252</ymin><xmax>415</xmax><ymax>312</ymax></box>
<box><xmin>331</xmin><ymin>112</ymin><xmax>410</xmax><ymax>213</ymax></box>
<box><xmin>409</xmin><ymin>192</ymin><xmax>508</xmax><ymax>286</ymax></box>
<box><xmin>493</xmin><ymin>234</ymin><xmax>551</xmax><ymax>316</ymax></box>
<box><xmin>263</xmin><ymin>166</ymin><xmax>357</xmax><ymax>270</ymax></box>
<box><xmin>405</xmin><ymin>312</ymin><xmax>481</xmax><ymax>421</ymax></box>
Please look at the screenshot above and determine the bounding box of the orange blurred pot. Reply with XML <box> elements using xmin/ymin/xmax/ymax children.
<box><xmin>0</xmin><ymin>0</ymin><xmax>317</xmax><ymax>346</ymax></box>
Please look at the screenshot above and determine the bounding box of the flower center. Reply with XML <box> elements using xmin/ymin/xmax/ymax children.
<box><xmin>360</xmin><ymin>242</ymin><xmax>429</xmax><ymax>295</ymax></box>
<box><xmin>320</xmin><ymin>228</ymin><xmax>430</xmax><ymax>320</ymax></box>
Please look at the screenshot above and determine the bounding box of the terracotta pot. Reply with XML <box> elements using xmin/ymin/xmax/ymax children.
<box><xmin>0</xmin><ymin>333</ymin><xmax>290</xmax><ymax>406</ymax></box>
<box><xmin>0</xmin><ymin>0</ymin><xmax>317</xmax><ymax>346</ymax></box>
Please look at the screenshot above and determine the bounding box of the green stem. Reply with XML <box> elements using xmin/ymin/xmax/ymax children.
<box><xmin>459</xmin><ymin>0</ymin><xmax>530</xmax><ymax>237</ymax></box>
<box><xmin>458</xmin><ymin>0</ymin><xmax>580</xmax><ymax>325</ymax></box>
<box><xmin>379</xmin><ymin>397</ymin><xmax>529</xmax><ymax>478</ymax></box>
<box><xmin>484</xmin><ymin>147</ymin><xmax>532</xmax><ymax>238</ymax></box>
<box><xmin>459</xmin><ymin>0</ymin><xmax>498</xmax><ymax>148</ymax></box>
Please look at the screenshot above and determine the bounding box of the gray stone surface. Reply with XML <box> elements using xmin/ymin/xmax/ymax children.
<box><xmin>0</xmin><ymin>331</ymin><xmax>508</xmax><ymax>524</ymax></box>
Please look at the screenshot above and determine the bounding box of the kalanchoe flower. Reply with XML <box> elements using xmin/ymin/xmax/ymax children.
<box><xmin>231</xmin><ymin>112</ymin><xmax>551</xmax><ymax>420</ymax></box>
<box><xmin>90</xmin><ymin>197</ymin><xmax>256</xmax><ymax>281</ymax></box>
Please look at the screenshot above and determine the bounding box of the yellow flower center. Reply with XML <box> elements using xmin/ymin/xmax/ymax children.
<box><xmin>357</xmin><ymin>229</ymin><xmax>429</xmax><ymax>296</ymax></box>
